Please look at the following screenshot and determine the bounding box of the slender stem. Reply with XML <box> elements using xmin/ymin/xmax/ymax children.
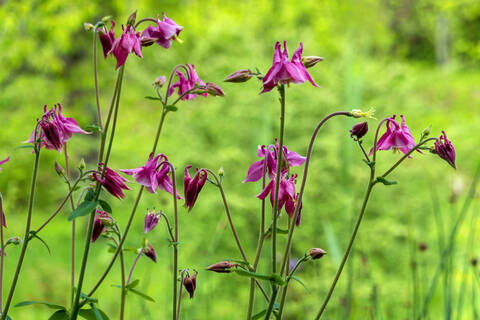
<box><xmin>158</xmin><ymin>212</ymin><xmax>175</xmax><ymax>242</ymax></box>
<box><xmin>135</xmin><ymin>17</ymin><xmax>157</xmax><ymax>28</ymax></box>
<box><xmin>176</xmin><ymin>270</ymin><xmax>185</xmax><ymax>320</ymax></box>
<box><xmin>127</xmin><ymin>249</ymin><xmax>143</xmax><ymax>286</ymax></box>
<box><xmin>263</xmin><ymin>287</ymin><xmax>278</xmax><ymax>320</ymax></box>
<box><xmin>93</xmin><ymin>28</ymin><xmax>103</xmax><ymax>131</ymax></box>
<box><xmin>116</xmin><ymin>237</ymin><xmax>126</xmax><ymax>320</ymax></box>
<box><xmin>64</xmin><ymin>144</ymin><xmax>77</xmax><ymax>307</ymax></box>
<box><xmin>372</xmin><ymin>118</ymin><xmax>389</xmax><ymax>164</ymax></box>
<box><xmin>358</xmin><ymin>140</ymin><xmax>371</xmax><ymax>163</ymax></box>
<box><xmin>2</xmin><ymin>150</ymin><xmax>41</xmax><ymax>319</ymax></box>
<box><xmin>0</xmin><ymin>198</ymin><xmax>5</xmax><ymax>315</ymax></box>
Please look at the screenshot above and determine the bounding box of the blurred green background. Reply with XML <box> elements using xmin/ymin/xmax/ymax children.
<box><xmin>0</xmin><ymin>0</ymin><xmax>480</xmax><ymax>319</ymax></box>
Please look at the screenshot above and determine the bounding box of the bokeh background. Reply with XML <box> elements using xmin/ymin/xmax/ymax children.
<box><xmin>0</xmin><ymin>0</ymin><xmax>479</xmax><ymax>319</ymax></box>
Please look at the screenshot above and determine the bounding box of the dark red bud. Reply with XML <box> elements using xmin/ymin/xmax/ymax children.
<box><xmin>183</xmin><ymin>271</ymin><xmax>197</xmax><ymax>299</ymax></box>
<box><xmin>350</xmin><ymin>122</ymin><xmax>368</xmax><ymax>140</ymax></box>
<box><xmin>309</xmin><ymin>248</ymin><xmax>327</xmax><ymax>260</ymax></box>
<box><xmin>206</xmin><ymin>261</ymin><xmax>238</xmax><ymax>273</ymax></box>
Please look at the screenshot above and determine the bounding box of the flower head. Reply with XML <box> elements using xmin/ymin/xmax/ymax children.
<box><xmin>206</xmin><ymin>261</ymin><xmax>238</xmax><ymax>273</ymax></box>
<box><xmin>143</xmin><ymin>242</ymin><xmax>157</xmax><ymax>263</ymax></box>
<box><xmin>144</xmin><ymin>211</ymin><xmax>160</xmax><ymax>233</ymax></box>
<box><xmin>168</xmin><ymin>64</ymin><xmax>207</xmax><ymax>100</ymax></box>
<box><xmin>309</xmin><ymin>248</ymin><xmax>327</xmax><ymax>260</ymax></box>
<box><xmin>109</xmin><ymin>25</ymin><xmax>142</xmax><ymax>69</ymax></box>
<box><xmin>257</xmin><ymin>171</ymin><xmax>296</xmax><ymax>215</ymax></box>
<box><xmin>370</xmin><ymin>115</ymin><xmax>416</xmax><ymax>156</ymax></box>
<box><xmin>261</xmin><ymin>41</ymin><xmax>319</xmax><ymax>94</ymax></box>
<box><xmin>435</xmin><ymin>131</ymin><xmax>456</xmax><ymax>169</ymax></box>
<box><xmin>141</xmin><ymin>13</ymin><xmax>183</xmax><ymax>48</ymax></box>
<box><xmin>94</xmin><ymin>164</ymin><xmax>130</xmax><ymax>199</ymax></box>
<box><xmin>183</xmin><ymin>271</ymin><xmax>197</xmax><ymax>299</ymax></box>
<box><xmin>184</xmin><ymin>166</ymin><xmax>207</xmax><ymax>212</ymax></box>
<box><xmin>99</xmin><ymin>21</ymin><xmax>116</xmax><ymax>58</ymax></box>
<box><xmin>350</xmin><ymin>122</ymin><xmax>368</xmax><ymax>140</ymax></box>
<box><xmin>91</xmin><ymin>209</ymin><xmax>112</xmax><ymax>242</ymax></box>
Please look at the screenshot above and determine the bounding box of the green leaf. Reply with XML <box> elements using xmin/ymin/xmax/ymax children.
<box><xmin>84</xmin><ymin>188</ymin><xmax>95</xmax><ymax>201</ymax></box>
<box><xmin>376</xmin><ymin>176</ymin><xmax>397</xmax><ymax>186</ymax></box>
<box><xmin>128</xmin><ymin>288</ymin><xmax>155</xmax><ymax>302</ymax></box>
<box><xmin>232</xmin><ymin>270</ymin><xmax>286</xmax><ymax>286</ymax></box>
<box><xmin>264</xmin><ymin>227</ymin><xmax>289</xmax><ymax>238</ymax></box>
<box><xmin>85</xmin><ymin>124</ymin><xmax>101</xmax><ymax>133</ymax></box>
<box><xmin>28</xmin><ymin>231</ymin><xmax>51</xmax><ymax>254</ymax></box>
<box><xmin>252</xmin><ymin>309</ymin><xmax>266</xmax><ymax>320</ymax></box>
<box><xmin>68</xmin><ymin>200</ymin><xmax>98</xmax><ymax>221</ymax></box>
<box><xmin>111</xmin><ymin>284</ymin><xmax>122</xmax><ymax>289</ymax></box>
<box><xmin>165</xmin><ymin>105</ymin><xmax>178</xmax><ymax>112</ymax></box>
<box><xmin>15</xmin><ymin>145</ymin><xmax>34</xmax><ymax>150</ymax></box>
<box><xmin>15</xmin><ymin>301</ymin><xmax>66</xmax><ymax>310</ymax></box>
<box><xmin>144</xmin><ymin>96</ymin><xmax>162</xmax><ymax>101</ymax></box>
<box><xmin>79</xmin><ymin>305</ymin><xmax>110</xmax><ymax>320</ymax></box>
<box><xmin>290</xmin><ymin>276</ymin><xmax>309</xmax><ymax>291</ymax></box>
<box><xmin>126</xmin><ymin>279</ymin><xmax>140</xmax><ymax>289</ymax></box>
<box><xmin>48</xmin><ymin>310</ymin><xmax>69</xmax><ymax>320</ymax></box>
<box><xmin>98</xmin><ymin>200</ymin><xmax>112</xmax><ymax>214</ymax></box>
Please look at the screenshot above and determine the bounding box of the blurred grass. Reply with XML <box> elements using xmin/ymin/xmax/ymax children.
<box><xmin>0</xmin><ymin>0</ymin><xmax>480</xmax><ymax>319</ymax></box>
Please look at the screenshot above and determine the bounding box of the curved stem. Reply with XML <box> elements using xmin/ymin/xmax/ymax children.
<box><xmin>135</xmin><ymin>17</ymin><xmax>157</xmax><ymax>28</ymax></box>
<box><xmin>126</xmin><ymin>249</ymin><xmax>143</xmax><ymax>286</ymax></box>
<box><xmin>163</xmin><ymin>64</ymin><xmax>189</xmax><ymax>107</ymax></box>
<box><xmin>158</xmin><ymin>211</ymin><xmax>175</xmax><ymax>242</ymax></box>
<box><xmin>372</xmin><ymin>118</ymin><xmax>390</xmax><ymax>164</ymax></box>
<box><xmin>2</xmin><ymin>150</ymin><xmax>41</xmax><ymax>319</ymax></box>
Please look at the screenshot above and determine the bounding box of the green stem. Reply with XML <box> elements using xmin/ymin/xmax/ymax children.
<box><xmin>2</xmin><ymin>150</ymin><xmax>41</xmax><ymax>319</ymax></box>
<box><xmin>114</xmin><ymin>236</ymin><xmax>126</xmax><ymax>320</ymax></box>
<box><xmin>64</xmin><ymin>144</ymin><xmax>77</xmax><ymax>307</ymax></box>
<box><xmin>176</xmin><ymin>270</ymin><xmax>185</xmax><ymax>320</ymax></box>
<box><xmin>93</xmin><ymin>28</ymin><xmax>103</xmax><ymax>131</ymax></box>
<box><xmin>263</xmin><ymin>287</ymin><xmax>278</xmax><ymax>320</ymax></box>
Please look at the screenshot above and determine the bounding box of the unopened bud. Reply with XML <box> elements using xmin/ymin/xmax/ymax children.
<box><xmin>224</xmin><ymin>69</ymin><xmax>253</xmax><ymax>83</ymax></box>
<box><xmin>302</xmin><ymin>56</ymin><xmax>324</xmax><ymax>68</ymax></box>
<box><xmin>126</xmin><ymin>10</ymin><xmax>137</xmax><ymax>26</ymax></box>
<box><xmin>143</xmin><ymin>242</ymin><xmax>157</xmax><ymax>263</ymax></box>
<box><xmin>84</xmin><ymin>23</ymin><xmax>95</xmax><ymax>32</ymax></box>
<box><xmin>206</xmin><ymin>82</ymin><xmax>225</xmax><ymax>97</ymax></box>
<box><xmin>309</xmin><ymin>248</ymin><xmax>327</xmax><ymax>260</ymax></box>
<box><xmin>422</xmin><ymin>125</ymin><xmax>432</xmax><ymax>138</ymax></box>
<box><xmin>472</xmin><ymin>258</ymin><xmax>478</xmax><ymax>267</ymax></box>
<box><xmin>418</xmin><ymin>242</ymin><xmax>428</xmax><ymax>252</ymax></box>
<box><xmin>206</xmin><ymin>261</ymin><xmax>238</xmax><ymax>273</ymax></box>
<box><xmin>102</xmin><ymin>16</ymin><xmax>113</xmax><ymax>23</ymax></box>
<box><xmin>152</xmin><ymin>76</ymin><xmax>166</xmax><ymax>88</ymax></box>
<box><xmin>54</xmin><ymin>161</ymin><xmax>64</xmax><ymax>176</ymax></box>
<box><xmin>183</xmin><ymin>270</ymin><xmax>197</xmax><ymax>299</ymax></box>
<box><xmin>218</xmin><ymin>167</ymin><xmax>224</xmax><ymax>177</ymax></box>
<box><xmin>350</xmin><ymin>122</ymin><xmax>368</xmax><ymax>140</ymax></box>
<box><xmin>79</xmin><ymin>158</ymin><xmax>86</xmax><ymax>171</ymax></box>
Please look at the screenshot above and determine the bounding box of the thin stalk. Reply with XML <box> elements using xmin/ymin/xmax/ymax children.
<box><xmin>64</xmin><ymin>144</ymin><xmax>77</xmax><ymax>307</ymax></box>
<box><xmin>126</xmin><ymin>249</ymin><xmax>143</xmax><ymax>286</ymax></box>
<box><xmin>0</xmin><ymin>196</ymin><xmax>5</xmax><ymax>315</ymax></box>
<box><xmin>93</xmin><ymin>28</ymin><xmax>103</xmax><ymax>130</ymax></box>
<box><xmin>2</xmin><ymin>150</ymin><xmax>41</xmax><ymax>319</ymax></box>
<box><xmin>114</xmin><ymin>236</ymin><xmax>126</xmax><ymax>320</ymax></box>
<box><xmin>176</xmin><ymin>271</ymin><xmax>185</xmax><ymax>320</ymax></box>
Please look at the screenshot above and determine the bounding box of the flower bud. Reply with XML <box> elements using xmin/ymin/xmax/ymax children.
<box><xmin>152</xmin><ymin>76</ymin><xmax>166</xmax><ymax>88</ymax></box>
<box><xmin>143</xmin><ymin>242</ymin><xmax>157</xmax><ymax>263</ymax></box>
<box><xmin>218</xmin><ymin>167</ymin><xmax>224</xmax><ymax>177</ymax></box>
<box><xmin>206</xmin><ymin>261</ymin><xmax>238</xmax><ymax>273</ymax></box>
<box><xmin>422</xmin><ymin>125</ymin><xmax>432</xmax><ymax>138</ymax></box>
<box><xmin>301</xmin><ymin>56</ymin><xmax>324</xmax><ymax>68</ymax></box>
<box><xmin>91</xmin><ymin>209</ymin><xmax>111</xmax><ymax>243</ymax></box>
<box><xmin>224</xmin><ymin>69</ymin><xmax>253</xmax><ymax>83</ymax></box>
<box><xmin>472</xmin><ymin>258</ymin><xmax>478</xmax><ymax>267</ymax></box>
<box><xmin>183</xmin><ymin>270</ymin><xmax>197</xmax><ymax>299</ymax></box>
<box><xmin>350</xmin><ymin>122</ymin><xmax>368</xmax><ymax>140</ymax></box>
<box><xmin>206</xmin><ymin>82</ymin><xmax>225</xmax><ymax>97</ymax></box>
<box><xmin>84</xmin><ymin>23</ymin><xmax>95</xmax><ymax>32</ymax></box>
<box><xmin>144</xmin><ymin>211</ymin><xmax>160</xmax><ymax>233</ymax></box>
<box><xmin>435</xmin><ymin>131</ymin><xmax>456</xmax><ymax>169</ymax></box>
<box><xmin>418</xmin><ymin>242</ymin><xmax>428</xmax><ymax>252</ymax></box>
<box><xmin>79</xmin><ymin>158</ymin><xmax>86</xmax><ymax>171</ymax></box>
<box><xmin>102</xmin><ymin>16</ymin><xmax>113</xmax><ymax>23</ymax></box>
<box><xmin>309</xmin><ymin>248</ymin><xmax>327</xmax><ymax>260</ymax></box>
<box><xmin>54</xmin><ymin>161</ymin><xmax>64</xmax><ymax>176</ymax></box>
<box><xmin>126</xmin><ymin>10</ymin><xmax>137</xmax><ymax>26</ymax></box>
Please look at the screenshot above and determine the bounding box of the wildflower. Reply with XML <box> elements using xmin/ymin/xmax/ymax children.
<box><xmin>152</xmin><ymin>76</ymin><xmax>166</xmax><ymax>88</ymax></box>
<box><xmin>94</xmin><ymin>163</ymin><xmax>130</xmax><ymax>199</ymax></box>
<box><xmin>184</xmin><ymin>166</ymin><xmax>207</xmax><ymax>212</ymax></box>
<box><xmin>257</xmin><ymin>171</ymin><xmax>296</xmax><ymax>214</ymax></box>
<box><xmin>168</xmin><ymin>64</ymin><xmax>207</xmax><ymax>100</ymax></box>
<box><xmin>350</xmin><ymin>122</ymin><xmax>368</xmax><ymax>140</ymax></box>
<box><xmin>285</xmin><ymin>192</ymin><xmax>302</xmax><ymax>226</ymax></box>
<box><xmin>140</xmin><ymin>13</ymin><xmax>183</xmax><ymax>49</ymax></box>
<box><xmin>435</xmin><ymin>131</ymin><xmax>456</xmax><ymax>169</ymax></box>
<box><xmin>309</xmin><ymin>248</ymin><xmax>327</xmax><ymax>260</ymax></box>
<box><xmin>91</xmin><ymin>209</ymin><xmax>112</xmax><ymax>242</ymax></box>
<box><xmin>0</xmin><ymin>157</ymin><xmax>9</xmax><ymax>172</ymax></box>
<box><xmin>224</xmin><ymin>69</ymin><xmax>253</xmax><ymax>83</ymax></box>
<box><xmin>261</xmin><ymin>41</ymin><xmax>319</xmax><ymax>94</ymax></box>
<box><xmin>109</xmin><ymin>25</ymin><xmax>142</xmax><ymax>69</ymax></box>
<box><xmin>369</xmin><ymin>115</ymin><xmax>416</xmax><ymax>156</ymax></box>
<box><xmin>99</xmin><ymin>21</ymin><xmax>116</xmax><ymax>58</ymax></box>
<box><xmin>301</xmin><ymin>56</ymin><xmax>323</xmax><ymax>68</ymax></box>
<box><xmin>206</xmin><ymin>261</ymin><xmax>238</xmax><ymax>273</ymax></box>
<box><xmin>144</xmin><ymin>211</ymin><xmax>160</xmax><ymax>233</ymax></box>
<box><xmin>183</xmin><ymin>271</ymin><xmax>197</xmax><ymax>299</ymax></box>
<box><xmin>143</xmin><ymin>242</ymin><xmax>157</xmax><ymax>262</ymax></box>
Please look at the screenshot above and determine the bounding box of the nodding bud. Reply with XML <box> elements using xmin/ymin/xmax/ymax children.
<box><xmin>79</xmin><ymin>158</ymin><xmax>86</xmax><ymax>171</ymax></box>
<box><xmin>218</xmin><ymin>167</ymin><xmax>224</xmax><ymax>177</ymax></box>
<box><xmin>224</xmin><ymin>69</ymin><xmax>253</xmax><ymax>83</ymax></box>
<box><xmin>54</xmin><ymin>161</ymin><xmax>64</xmax><ymax>176</ymax></box>
<box><xmin>206</xmin><ymin>82</ymin><xmax>225</xmax><ymax>97</ymax></box>
<box><xmin>472</xmin><ymin>258</ymin><xmax>478</xmax><ymax>267</ymax></box>
<box><xmin>127</xmin><ymin>10</ymin><xmax>137</xmax><ymax>26</ymax></box>
<box><xmin>84</xmin><ymin>23</ymin><xmax>95</xmax><ymax>32</ymax></box>
<box><xmin>422</xmin><ymin>125</ymin><xmax>432</xmax><ymax>138</ymax></box>
<box><xmin>418</xmin><ymin>242</ymin><xmax>428</xmax><ymax>252</ymax></box>
<box><xmin>435</xmin><ymin>131</ymin><xmax>456</xmax><ymax>169</ymax></box>
<box><xmin>309</xmin><ymin>248</ymin><xmax>327</xmax><ymax>260</ymax></box>
<box><xmin>144</xmin><ymin>211</ymin><xmax>160</xmax><ymax>233</ymax></box>
<box><xmin>183</xmin><ymin>271</ymin><xmax>197</xmax><ymax>299</ymax></box>
<box><xmin>206</xmin><ymin>261</ymin><xmax>238</xmax><ymax>273</ymax></box>
<box><xmin>301</xmin><ymin>56</ymin><xmax>324</xmax><ymax>68</ymax></box>
<box><xmin>143</xmin><ymin>242</ymin><xmax>157</xmax><ymax>263</ymax></box>
<box><xmin>91</xmin><ymin>210</ymin><xmax>111</xmax><ymax>243</ymax></box>
<box><xmin>350</xmin><ymin>122</ymin><xmax>368</xmax><ymax>140</ymax></box>
<box><xmin>152</xmin><ymin>76</ymin><xmax>166</xmax><ymax>88</ymax></box>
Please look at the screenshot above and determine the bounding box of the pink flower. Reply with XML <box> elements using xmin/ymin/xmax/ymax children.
<box><xmin>144</xmin><ymin>211</ymin><xmax>160</xmax><ymax>233</ymax></box>
<box><xmin>91</xmin><ymin>209</ymin><xmax>112</xmax><ymax>242</ymax></box>
<box><xmin>143</xmin><ymin>242</ymin><xmax>157</xmax><ymax>263</ymax></box>
<box><xmin>168</xmin><ymin>64</ymin><xmax>207</xmax><ymax>100</ymax></box>
<box><xmin>435</xmin><ymin>131</ymin><xmax>456</xmax><ymax>169</ymax></box>
<box><xmin>184</xmin><ymin>166</ymin><xmax>207</xmax><ymax>212</ymax></box>
<box><xmin>261</xmin><ymin>41</ymin><xmax>319</xmax><ymax>94</ymax></box>
<box><xmin>93</xmin><ymin>164</ymin><xmax>130</xmax><ymax>199</ymax></box>
<box><xmin>99</xmin><ymin>21</ymin><xmax>116</xmax><ymax>58</ymax></box>
<box><xmin>141</xmin><ymin>13</ymin><xmax>183</xmax><ymax>49</ymax></box>
<box><xmin>109</xmin><ymin>25</ymin><xmax>142</xmax><ymax>69</ymax></box>
<box><xmin>257</xmin><ymin>171</ymin><xmax>297</xmax><ymax>215</ymax></box>
<box><xmin>370</xmin><ymin>115</ymin><xmax>416</xmax><ymax>156</ymax></box>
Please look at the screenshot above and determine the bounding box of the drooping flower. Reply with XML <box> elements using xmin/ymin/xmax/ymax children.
<box><xmin>369</xmin><ymin>115</ymin><xmax>416</xmax><ymax>156</ymax></box>
<box><xmin>144</xmin><ymin>211</ymin><xmax>160</xmax><ymax>233</ymax></box>
<box><xmin>143</xmin><ymin>242</ymin><xmax>157</xmax><ymax>262</ymax></box>
<box><xmin>91</xmin><ymin>209</ymin><xmax>112</xmax><ymax>242</ymax></box>
<box><xmin>120</xmin><ymin>153</ymin><xmax>181</xmax><ymax>198</ymax></box>
<box><xmin>309</xmin><ymin>248</ymin><xmax>327</xmax><ymax>260</ymax></box>
<box><xmin>261</xmin><ymin>41</ymin><xmax>319</xmax><ymax>94</ymax></box>
<box><xmin>206</xmin><ymin>261</ymin><xmax>238</xmax><ymax>273</ymax></box>
<box><xmin>257</xmin><ymin>171</ymin><xmax>296</xmax><ymax>214</ymax></box>
<box><xmin>109</xmin><ymin>25</ymin><xmax>142</xmax><ymax>69</ymax></box>
<box><xmin>99</xmin><ymin>21</ymin><xmax>116</xmax><ymax>58</ymax></box>
<box><xmin>350</xmin><ymin>122</ymin><xmax>368</xmax><ymax>140</ymax></box>
<box><xmin>224</xmin><ymin>69</ymin><xmax>253</xmax><ymax>83</ymax></box>
<box><xmin>27</xmin><ymin>104</ymin><xmax>88</xmax><ymax>152</ymax></box>
<box><xmin>183</xmin><ymin>271</ymin><xmax>197</xmax><ymax>299</ymax></box>
<box><xmin>435</xmin><ymin>131</ymin><xmax>456</xmax><ymax>169</ymax></box>
<box><xmin>285</xmin><ymin>192</ymin><xmax>302</xmax><ymax>226</ymax></box>
<box><xmin>94</xmin><ymin>164</ymin><xmax>130</xmax><ymax>199</ymax></box>
<box><xmin>140</xmin><ymin>13</ymin><xmax>183</xmax><ymax>49</ymax></box>
<box><xmin>168</xmin><ymin>64</ymin><xmax>207</xmax><ymax>101</ymax></box>
<box><xmin>184</xmin><ymin>166</ymin><xmax>207</xmax><ymax>212</ymax></box>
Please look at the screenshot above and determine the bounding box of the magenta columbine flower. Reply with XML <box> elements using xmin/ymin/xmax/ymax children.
<box><xmin>257</xmin><ymin>171</ymin><xmax>296</xmax><ymax>214</ymax></box>
<box><xmin>285</xmin><ymin>193</ymin><xmax>302</xmax><ymax>226</ymax></box>
<box><xmin>184</xmin><ymin>166</ymin><xmax>208</xmax><ymax>212</ymax></box>
<box><xmin>91</xmin><ymin>209</ymin><xmax>112</xmax><ymax>242</ymax></box>
<box><xmin>27</xmin><ymin>104</ymin><xmax>88</xmax><ymax>152</ymax></box>
<box><xmin>144</xmin><ymin>211</ymin><xmax>160</xmax><ymax>233</ymax></box>
<box><xmin>168</xmin><ymin>64</ymin><xmax>207</xmax><ymax>100</ymax></box>
<box><xmin>435</xmin><ymin>131</ymin><xmax>456</xmax><ymax>169</ymax></box>
<box><xmin>370</xmin><ymin>115</ymin><xmax>416</xmax><ymax>156</ymax></box>
<box><xmin>143</xmin><ymin>242</ymin><xmax>157</xmax><ymax>263</ymax></box>
<box><xmin>109</xmin><ymin>25</ymin><xmax>142</xmax><ymax>69</ymax></box>
<box><xmin>243</xmin><ymin>140</ymin><xmax>306</xmax><ymax>183</ymax></box>
<box><xmin>94</xmin><ymin>164</ymin><xmax>130</xmax><ymax>199</ymax></box>
<box><xmin>261</xmin><ymin>41</ymin><xmax>319</xmax><ymax>94</ymax></box>
<box><xmin>141</xmin><ymin>13</ymin><xmax>183</xmax><ymax>48</ymax></box>
<box><xmin>99</xmin><ymin>21</ymin><xmax>116</xmax><ymax>58</ymax></box>
<box><xmin>183</xmin><ymin>271</ymin><xmax>197</xmax><ymax>299</ymax></box>
<box><xmin>120</xmin><ymin>153</ymin><xmax>181</xmax><ymax>198</ymax></box>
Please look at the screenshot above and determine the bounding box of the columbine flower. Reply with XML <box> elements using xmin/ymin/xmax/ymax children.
<box><xmin>206</xmin><ymin>261</ymin><xmax>238</xmax><ymax>273</ymax></box>
<box><xmin>183</xmin><ymin>271</ymin><xmax>197</xmax><ymax>299</ymax></box>
<box><xmin>99</xmin><ymin>21</ymin><xmax>116</xmax><ymax>58</ymax></box>
<box><xmin>184</xmin><ymin>166</ymin><xmax>207</xmax><ymax>212</ymax></box>
<box><xmin>435</xmin><ymin>131</ymin><xmax>456</xmax><ymax>169</ymax></box>
<box><xmin>369</xmin><ymin>115</ymin><xmax>416</xmax><ymax>156</ymax></box>
<box><xmin>91</xmin><ymin>209</ymin><xmax>112</xmax><ymax>242</ymax></box>
<box><xmin>94</xmin><ymin>163</ymin><xmax>130</xmax><ymax>199</ymax></box>
<box><xmin>120</xmin><ymin>153</ymin><xmax>181</xmax><ymax>198</ymax></box>
<box><xmin>261</xmin><ymin>41</ymin><xmax>319</xmax><ymax>94</ymax></box>
<box><xmin>144</xmin><ymin>211</ymin><xmax>160</xmax><ymax>233</ymax></box>
<box><xmin>27</xmin><ymin>104</ymin><xmax>88</xmax><ymax>152</ymax></box>
<box><xmin>224</xmin><ymin>69</ymin><xmax>253</xmax><ymax>83</ymax></box>
<box><xmin>109</xmin><ymin>25</ymin><xmax>142</xmax><ymax>69</ymax></box>
<box><xmin>143</xmin><ymin>242</ymin><xmax>157</xmax><ymax>262</ymax></box>
<box><xmin>168</xmin><ymin>64</ymin><xmax>207</xmax><ymax>100</ymax></box>
<box><xmin>243</xmin><ymin>141</ymin><xmax>305</xmax><ymax>183</ymax></box>
<box><xmin>257</xmin><ymin>171</ymin><xmax>296</xmax><ymax>214</ymax></box>
<box><xmin>285</xmin><ymin>192</ymin><xmax>302</xmax><ymax>226</ymax></box>
<box><xmin>350</xmin><ymin>122</ymin><xmax>368</xmax><ymax>140</ymax></box>
<box><xmin>309</xmin><ymin>248</ymin><xmax>327</xmax><ymax>260</ymax></box>
<box><xmin>0</xmin><ymin>157</ymin><xmax>9</xmax><ymax>172</ymax></box>
<box><xmin>140</xmin><ymin>13</ymin><xmax>183</xmax><ymax>48</ymax></box>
